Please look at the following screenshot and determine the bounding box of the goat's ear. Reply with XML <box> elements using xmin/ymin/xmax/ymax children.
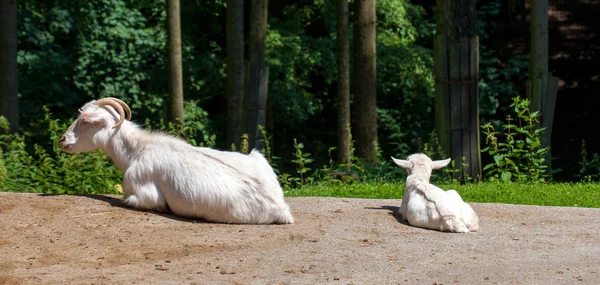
<box><xmin>431</xmin><ymin>158</ymin><xmax>451</xmax><ymax>169</ymax></box>
<box><xmin>391</xmin><ymin>157</ymin><xmax>412</xmax><ymax>169</ymax></box>
<box><xmin>79</xmin><ymin>110</ymin><xmax>106</xmax><ymax>126</ymax></box>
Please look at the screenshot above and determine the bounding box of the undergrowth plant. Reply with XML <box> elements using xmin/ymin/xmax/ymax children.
<box><xmin>258</xmin><ymin>125</ymin><xmax>281</xmax><ymax>174</ymax></box>
<box><xmin>0</xmin><ymin>102</ymin><xmax>216</xmax><ymax>195</ymax></box>
<box><xmin>481</xmin><ymin>97</ymin><xmax>549</xmax><ymax>182</ymax></box>
<box><xmin>144</xmin><ymin>100</ymin><xmax>215</xmax><ymax>147</ymax></box>
<box><xmin>291</xmin><ymin>138</ymin><xmax>314</xmax><ymax>186</ymax></box>
<box><xmin>577</xmin><ymin>139</ymin><xmax>600</xmax><ymax>182</ymax></box>
<box><xmin>281</xmin><ymin>125</ymin><xmax>366</xmax><ymax>189</ymax></box>
<box><xmin>279</xmin><ymin>138</ymin><xmax>314</xmax><ymax>188</ymax></box>
<box><xmin>0</xmin><ymin>110</ymin><xmax>123</xmax><ymax>194</ymax></box>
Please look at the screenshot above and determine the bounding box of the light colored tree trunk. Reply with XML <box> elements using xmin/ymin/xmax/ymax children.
<box><xmin>167</xmin><ymin>0</ymin><xmax>184</xmax><ymax>125</ymax></box>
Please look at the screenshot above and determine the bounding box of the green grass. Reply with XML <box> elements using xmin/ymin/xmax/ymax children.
<box><xmin>285</xmin><ymin>182</ymin><xmax>600</xmax><ymax>208</ymax></box>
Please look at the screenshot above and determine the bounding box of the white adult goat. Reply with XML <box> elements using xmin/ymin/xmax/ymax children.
<box><xmin>391</xmin><ymin>153</ymin><xmax>479</xmax><ymax>233</ymax></box>
<box><xmin>60</xmin><ymin>97</ymin><xmax>294</xmax><ymax>224</ymax></box>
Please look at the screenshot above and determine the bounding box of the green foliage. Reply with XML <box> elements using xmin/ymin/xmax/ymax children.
<box><xmin>376</xmin><ymin>1</ymin><xmax>436</xmax><ymax>157</ymax></box>
<box><xmin>144</xmin><ymin>101</ymin><xmax>214</xmax><ymax>147</ymax></box>
<box><xmin>17</xmin><ymin>1</ymin><xmax>80</xmax><ymax>121</ymax></box>
<box><xmin>421</xmin><ymin>131</ymin><xmax>446</xmax><ymax>160</ymax></box>
<box><xmin>73</xmin><ymin>0</ymin><xmax>167</xmax><ymax>113</ymax></box>
<box><xmin>577</xmin><ymin>140</ymin><xmax>600</xmax><ymax>182</ymax></box>
<box><xmin>314</xmin><ymin>125</ymin><xmax>363</xmax><ymax>185</ymax></box>
<box><xmin>418</xmin><ymin>131</ymin><xmax>464</xmax><ymax>182</ymax></box>
<box><xmin>264</xmin><ymin>0</ymin><xmax>436</xmax><ymax>169</ymax></box>
<box><xmin>479</xmin><ymin>54</ymin><xmax>530</xmax><ymax>118</ymax></box>
<box><xmin>481</xmin><ymin>97</ymin><xmax>550</xmax><ymax>182</ymax></box>
<box><xmin>17</xmin><ymin>0</ymin><xmax>168</xmax><ymax>123</ymax></box>
<box><xmin>0</xmin><ymin>111</ymin><xmax>122</xmax><ymax>194</ymax></box>
<box><xmin>266</xmin><ymin>18</ymin><xmax>336</xmax><ymax>125</ymax></box>
<box><xmin>342</xmin><ymin>124</ymin><xmax>364</xmax><ymax>176</ymax></box>
<box><xmin>288</xmin><ymin>139</ymin><xmax>315</xmax><ymax>186</ymax></box>
<box><xmin>258</xmin><ymin>125</ymin><xmax>281</xmax><ymax>174</ymax></box>
<box><xmin>476</xmin><ymin>0</ymin><xmax>530</xmax><ymax>118</ymax></box>
<box><xmin>14</xmin><ymin>0</ymin><xmax>442</xmax><ymax>183</ymax></box>
<box><xmin>239</xmin><ymin>134</ymin><xmax>250</xmax><ymax>155</ymax></box>
<box><xmin>15</xmin><ymin>0</ymin><xmax>587</xmax><ymax>189</ymax></box>
<box><xmin>17</xmin><ymin>0</ymin><xmax>226</xmax><ymax>127</ymax></box>
<box><xmin>0</xmin><ymin>99</ymin><xmax>214</xmax><ymax>194</ymax></box>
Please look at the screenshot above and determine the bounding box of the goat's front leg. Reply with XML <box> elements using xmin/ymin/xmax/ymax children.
<box><xmin>122</xmin><ymin>176</ymin><xmax>168</xmax><ymax>212</ymax></box>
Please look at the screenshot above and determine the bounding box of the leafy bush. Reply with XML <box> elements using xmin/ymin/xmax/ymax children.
<box><xmin>0</xmin><ymin>111</ymin><xmax>122</xmax><ymax>194</ymax></box>
<box><xmin>476</xmin><ymin>0</ymin><xmax>530</xmax><ymax>120</ymax></box>
<box><xmin>481</xmin><ymin>97</ymin><xmax>549</xmax><ymax>182</ymax></box>
<box><xmin>376</xmin><ymin>0</ymin><xmax>436</xmax><ymax>158</ymax></box>
<box><xmin>0</xmin><ymin>101</ymin><xmax>214</xmax><ymax>194</ymax></box>
<box><xmin>144</xmin><ymin>100</ymin><xmax>215</xmax><ymax>147</ymax></box>
<box><xmin>577</xmin><ymin>140</ymin><xmax>600</xmax><ymax>182</ymax></box>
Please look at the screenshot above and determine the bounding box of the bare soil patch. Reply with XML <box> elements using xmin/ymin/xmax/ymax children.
<box><xmin>0</xmin><ymin>192</ymin><xmax>599</xmax><ymax>284</ymax></box>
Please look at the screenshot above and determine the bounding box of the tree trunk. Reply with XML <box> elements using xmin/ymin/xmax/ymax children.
<box><xmin>246</xmin><ymin>0</ymin><xmax>268</xmax><ymax>151</ymax></box>
<box><xmin>167</xmin><ymin>0</ymin><xmax>184</xmax><ymax>125</ymax></box>
<box><xmin>527</xmin><ymin>0</ymin><xmax>557</xmax><ymax>178</ymax></box>
<box><xmin>436</xmin><ymin>0</ymin><xmax>476</xmax><ymax>41</ymax></box>
<box><xmin>528</xmin><ymin>0</ymin><xmax>549</xmax><ymax>124</ymax></box>
<box><xmin>226</xmin><ymin>0</ymin><xmax>245</xmax><ymax>150</ymax></box>
<box><xmin>434</xmin><ymin>0</ymin><xmax>481</xmax><ymax>180</ymax></box>
<box><xmin>0</xmin><ymin>0</ymin><xmax>19</xmax><ymax>132</ymax></box>
<box><xmin>353</xmin><ymin>0</ymin><xmax>378</xmax><ymax>163</ymax></box>
<box><xmin>336</xmin><ymin>0</ymin><xmax>351</xmax><ymax>166</ymax></box>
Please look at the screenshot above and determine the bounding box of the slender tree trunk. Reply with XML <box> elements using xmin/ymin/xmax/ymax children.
<box><xmin>336</xmin><ymin>0</ymin><xmax>351</xmax><ymax>166</ymax></box>
<box><xmin>167</xmin><ymin>0</ymin><xmax>184</xmax><ymax>125</ymax></box>
<box><xmin>353</xmin><ymin>0</ymin><xmax>378</xmax><ymax>163</ymax></box>
<box><xmin>527</xmin><ymin>0</ymin><xmax>557</xmax><ymax>178</ymax></box>
<box><xmin>226</xmin><ymin>0</ymin><xmax>245</xmax><ymax>150</ymax></box>
<box><xmin>0</xmin><ymin>0</ymin><xmax>19</xmax><ymax>132</ymax></box>
<box><xmin>246</xmin><ymin>0</ymin><xmax>268</xmax><ymax>151</ymax></box>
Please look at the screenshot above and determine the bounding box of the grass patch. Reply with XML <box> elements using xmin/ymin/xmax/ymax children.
<box><xmin>286</xmin><ymin>182</ymin><xmax>600</xmax><ymax>208</ymax></box>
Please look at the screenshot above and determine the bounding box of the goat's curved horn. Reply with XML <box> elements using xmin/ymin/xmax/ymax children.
<box><xmin>95</xmin><ymin>98</ymin><xmax>126</xmax><ymax>129</ymax></box>
<box><xmin>105</xmin><ymin>97</ymin><xmax>132</xmax><ymax>120</ymax></box>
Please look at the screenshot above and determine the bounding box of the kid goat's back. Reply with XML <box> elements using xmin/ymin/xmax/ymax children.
<box><xmin>391</xmin><ymin>153</ymin><xmax>479</xmax><ymax>233</ymax></box>
<box><xmin>60</xmin><ymin>97</ymin><xmax>294</xmax><ymax>224</ymax></box>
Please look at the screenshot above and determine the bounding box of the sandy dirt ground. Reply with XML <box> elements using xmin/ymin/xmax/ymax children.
<box><xmin>0</xmin><ymin>192</ymin><xmax>599</xmax><ymax>284</ymax></box>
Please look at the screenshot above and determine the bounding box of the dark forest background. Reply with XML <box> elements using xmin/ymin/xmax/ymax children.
<box><xmin>2</xmin><ymin>0</ymin><xmax>599</xmax><ymax>182</ymax></box>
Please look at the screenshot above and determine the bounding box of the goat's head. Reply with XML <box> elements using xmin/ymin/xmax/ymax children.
<box><xmin>391</xmin><ymin>153</ymin><xmax>451</xmax><ymax>176</ymax></box>
<box><xmin>60</xmin><ymin>97</ymin><xmax>132</xmax><ymax>153</ymax></box>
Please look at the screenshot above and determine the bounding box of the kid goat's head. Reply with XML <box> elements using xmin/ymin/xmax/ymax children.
<box><xmin>391</xmin><ymin>153</ymin><xmax>451</xmax><ymax>177</ymax></box>
<box><xmin>60</xmin><ymin>97</ymin><xmax>132</xmax><ymax>153</ymax></box>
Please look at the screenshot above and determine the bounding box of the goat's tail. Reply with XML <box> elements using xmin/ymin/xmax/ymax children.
<box><xmin>249</xmin><ymin>149</ymin><xmax>269</xmax><ymax>163</ymax></box>
<box><xmin>275</xmin><ymin>205</ymin><xmax>295</xmax><ymax>224</ymax></box>
<box><xmin>249</xmin><ymin>149</ymin><xmax>278</xmax><ymax>178</ymax></box>
<box><xmin>249</xmin><ymin>149</ymin><xmax>295</xmax><ymax>224</ymax></box>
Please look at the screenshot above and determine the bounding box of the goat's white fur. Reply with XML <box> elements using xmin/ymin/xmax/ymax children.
<box><xmin>392</xmin><ymin>153</ymin><xmax>479</xmax><ymax>233</ymax></box>
<box><xmin>61</xmin><ymin>99</ymin><xmax>294</xmax><ymax>224</ymax></box>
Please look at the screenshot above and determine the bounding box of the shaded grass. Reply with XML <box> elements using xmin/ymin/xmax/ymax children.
<box><xmin>285</xmin><ymin>182</ymin><xmax>600</xmax><ymax>208</ymax></box>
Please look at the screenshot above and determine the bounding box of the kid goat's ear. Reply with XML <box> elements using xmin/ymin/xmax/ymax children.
<box><xmin>431</xmin><ymin>158</ymin><xmax>451</xmax><ymax>170</ymax></box>
<box><xmin>391</xmin><ymin>157</ymin><xmax>413</xmax><ymax>169</ymax></box>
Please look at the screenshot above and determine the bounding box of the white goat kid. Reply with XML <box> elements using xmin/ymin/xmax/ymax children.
<box><xmin>391</xmin><ymin>153</ymin><xmax>479</xmax><ymax>233</ymax></box>
<box><xmin>60</xmin><ymin>97</ymin><xmax>294</xmax><ymax>224</ymax></box>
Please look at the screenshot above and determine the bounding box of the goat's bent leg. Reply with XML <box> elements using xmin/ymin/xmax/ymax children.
<box><xmin>122</xmin><ymin>178</ymin><xmax>168</xmax><ymax>212</ymax></box>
